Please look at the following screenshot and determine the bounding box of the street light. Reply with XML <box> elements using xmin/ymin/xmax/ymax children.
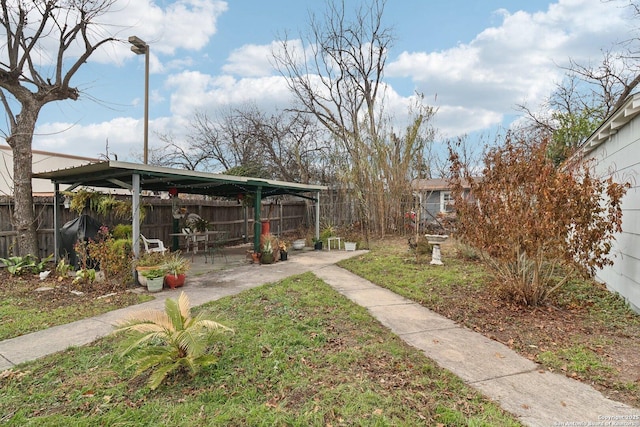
<box><xmin>128</xmin><ymin>35</ymin><xmax>149</xmax><ymax>164</ymax></box>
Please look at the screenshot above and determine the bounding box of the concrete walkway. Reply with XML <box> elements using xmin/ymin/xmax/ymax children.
<box><xmin>315</xmin><ymin>265</ymin><xmax>638</xmax><ymax>427</ymax></box>
<box><xmin>1</xmin><ymin>250</ymin><xmax>638</xmax><ymax>426</ymax></box>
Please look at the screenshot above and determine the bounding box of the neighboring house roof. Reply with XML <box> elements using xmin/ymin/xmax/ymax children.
<box><xmin>411</xmin><ymin>177</ymin><xmax>479</xmax><ymax>191</ymax></box>
<box><xmin>0</xmin><ymin>145</ymin><xmax>98</xmax><ymax>196</ymax></box>
<box><xmin>570</xmin><ymin>92</ymin><xmax>640</xmax><ymax>162</ymax></box>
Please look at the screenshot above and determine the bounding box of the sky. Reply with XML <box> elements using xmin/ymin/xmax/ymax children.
<box><xmin>4</xmin><ymin>0</ymin><xmax>637</xmax><ymax>164</ymax></box>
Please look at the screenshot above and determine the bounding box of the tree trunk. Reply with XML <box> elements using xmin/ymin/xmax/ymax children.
<box><xmin>9</xmin><ymin>108</ymin><xmax>39</xmax><ymax>257</ymax></box>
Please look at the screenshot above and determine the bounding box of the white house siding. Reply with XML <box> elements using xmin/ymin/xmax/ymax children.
<box><xmin>583</xmin><ymin>113</ymin><xmax>640</xmax><ymax>313</ymax></box>
<box><xmin>0</xmin><ymin>145</ymin><xmax>97</xmax><ymax>196</ymax></box>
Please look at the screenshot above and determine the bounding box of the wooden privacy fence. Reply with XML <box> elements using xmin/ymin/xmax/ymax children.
<box><xmin>0</xmin><ymin>197</ymin><xmax>312</xmax><ymax>259</ymax></box>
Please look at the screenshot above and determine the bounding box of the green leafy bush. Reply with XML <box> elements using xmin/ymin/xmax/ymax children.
<box><xmin>55</xmin><ymin>259</ymin><xmax>73</xmax><ymax>277</ymax></box>
<box><xmin>72</xmin><ymin>268</ymin><xmax>96</xmax><ymax>285</ymax></box>
<box><xmin>112</xmin><ymin>224</ymin><xmax>132</xmax><ymax>239</ymax></box>
<box><xmin>0</xmin><ymin>254</ymin><xmax>52</xmax><ymax>276</ymax></box>
<box><xmin>86</xmin><ymin>226</ymin><xmax>133</xmax><ymax>285</ymax></box>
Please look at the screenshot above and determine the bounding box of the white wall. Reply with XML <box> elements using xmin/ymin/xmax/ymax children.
<box><xmin>0</xmin><ymin>145</ymin><xmax>97</xmax><ymax>196</ymax></box>
<box><xmin>585</xmin><ymin>118</ymin><xmax>640</xmax><ymax>313</ymax></box>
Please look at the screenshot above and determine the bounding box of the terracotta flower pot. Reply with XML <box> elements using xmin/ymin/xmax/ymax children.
<box><xmin>261</xmin><ymin>220</ymin><xmax>270</xmax><ymax>235</ymax></box>
<box><xmin>164</xmin><ymin>273</ymin><xmax>186</xmax><ymax>289</ymax></box>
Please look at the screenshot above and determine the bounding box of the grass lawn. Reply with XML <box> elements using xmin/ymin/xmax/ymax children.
<box><xmin>339</xmin><ymin>238</ymin><xmax>640</xmax><ymax>408</ymax></box>
<box><xmin>0</xmin><ymin>270</ymin><xmax>152</xmax><ymax>341</ymax></box>
<box><xmin>0</xmin><ymin>273</ymin><xmax>521</xmax><ymax>426</ymax></box>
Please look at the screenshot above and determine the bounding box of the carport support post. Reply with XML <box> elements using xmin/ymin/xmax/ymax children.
<box><xmin>315</xmin><ymin>191</ymin><xmax>320</xmax><ymax>241</ymax></box>
<box><xmin>253</xmin><ymin>186</ymin><xmax>262</xmax><ymax>253</ymax></box>
<box><xmin>243</xmin><ymin>205</ymin><xmax>249</xmax><ymax>243</ymax></box>
<box><xmin>132</xmin><ymin>174</ymin><xmax>141</xmax><ymax>259</ymax></box>
<box><xmin>53</xmin><ymin>183</ymin><xmax>60</xmax><ymax>262</ymax></box>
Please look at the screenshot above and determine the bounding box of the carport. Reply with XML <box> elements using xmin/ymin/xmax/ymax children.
<box><xmin>34</xmin><ymin>160</ymin><xmax>327</xmax><ymax>259</ymax></box>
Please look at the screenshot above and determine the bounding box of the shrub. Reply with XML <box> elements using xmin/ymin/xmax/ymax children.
<box><xmin>72</xmin><ymin>268</ymin><xmax>96</xmax><ymax>285</ymax></box>
<box><xmin>55</xmin><ymin>259</ymin><xmax>73</xmax><ymax>278</ymax></box>
<box><xmin>114</xmin><ymin>292</ymin><xmax>232</xmax><ymax>390</ymax></box>
<box><xmin>112</xmin><ymin>224</ymin><xmax>132</xmax><ymax>239</ymax></box>
<box><xmin>86</xmin><ymin>226</ymin><xmax>133</xmax><ymax>285</ymax></box>
<box><xmin>449</xmin><ymin>134</ymin><xmax>629</xmax><ymax>306</ymax></box>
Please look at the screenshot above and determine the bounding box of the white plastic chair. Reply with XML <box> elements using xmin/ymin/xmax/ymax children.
<box><xmin>141</xmin><ymin>234</ymin><xmax>167</xmax><ymax>254</ymax></box>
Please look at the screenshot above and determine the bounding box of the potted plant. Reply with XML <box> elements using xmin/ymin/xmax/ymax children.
<box><xmin>185</xmin><ymin>213</ymin><xmax>209</xmax><ymax>233</ymax></box>
<box><xmin>163</xmin><ymin>252</ymin><xmax>191</xmax><ymax>289</ymax></box>
<box><xmin>135</xmin><ymin>251</ymin><xmax>168</xmax><ymax>287</ymax></box>
<box><xmin>193</xmin><ymin>217</ymin><xmax>209</xmax><ymax>232</ymax></box>
<box><xmin>261</xmin><ymin>202</ymin><xmax>276</xmax><ymax>236</ymax></box>
<box><xmin>260</xmin><ymin>239</ymin><xmax>274</xmax><ymax>264</ymax></box>
<box><xmin>140</xmin><ymin>267</ymin><xmax>166</xmax><ymax>292</ymax></box>
<box><xmin>313</xmin><ymin>237</ymin><xmax>323</xmax><ymax>251</ymax></box>
<box><xmin>279</xmin><ymin>240</ymin><xmax>288</xmax><ymax>261</ymax></box>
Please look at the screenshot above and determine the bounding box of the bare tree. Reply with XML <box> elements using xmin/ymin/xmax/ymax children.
<box><xmin>273</xmin><ymin>0</ymin><xmax>393</xmax><ymax>241</ymax></box>
<box><xmin>0</xmin><ymin>0</ymin><xmax>116</xmax><ymax>256</ymax></box>
<box><xmin>518</xmin><ymin>1</ymin><xmax>640</xmax><ymax>164</ymax></box>
<box><xmin>518</xmin><ymin>65</ymin><xmax>616</xmax><ymax>165</ymax></box>
<box><xmin>153</xmin><ymin>112</ymin><xmax>228</xmax><ymax>171</ymax></box>
<box><xmin>153</xmin><ymin>105</ymin><xmax>327</xmax><ymax>182</ymax></box>
<box><xmin>225</xmin><ymin>105</ymin><xmax>327</xmax><ymax>183</ymax></box>
<box><xmin>273</xmin><ymin>0</ymin><xmax>437</xmax><ymax>239</ymax></box>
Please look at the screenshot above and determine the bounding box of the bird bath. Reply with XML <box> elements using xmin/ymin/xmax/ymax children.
<box><xmin>425</xmin><ymin>234</ymin><xmax>448</xmax><ymax>265</ymax></box>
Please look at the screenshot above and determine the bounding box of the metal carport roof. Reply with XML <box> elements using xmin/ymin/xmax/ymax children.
<box><xmin>33</xmin><ymin>160</ymin><xmax>326</xmax><ymax>198</ymax></box>
<box><xmin>34</xmin><ymin>160</ymin><xmax>327</xmax><ymax>257</ymax></box>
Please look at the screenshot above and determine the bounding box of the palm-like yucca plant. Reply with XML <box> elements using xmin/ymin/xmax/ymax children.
<box><xmin>114</xmin><ymin>292</ymin><xmax>232</xmax><ymax>390</ymax></box>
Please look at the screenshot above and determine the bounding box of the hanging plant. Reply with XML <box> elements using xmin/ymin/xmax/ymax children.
<box><xmin>237</xmin><ymin>193</ymin><xmax>255</xmax><ymax>208</ymax></box>
<box><xmin>64</xmin><ymin>189</ymin><xmax>102</xmax><ymax>215</ymax></box>
<box><xmin>64</xmin><ymin>189</ymin><xmax>147</xmax><ymax>221</ymax></box>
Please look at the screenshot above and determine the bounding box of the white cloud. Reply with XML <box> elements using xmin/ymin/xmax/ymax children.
<box><xmin>19</xmin><ymin>0</ymin><xmax>640</xmax><ymax>160</ymax></box>
<box><xmin>387</xmin><ymin>0</ymin><xmax>634</xmax><ymax>136</ymax></box>
<box><xmin>33</xmin><ymin>118</ymin><xmax>145</xmax><ymax>160</ymax></box>
<box><xmin>222</xmin><ymin>42</ymin><xmax>280</xmax><ymax>77</ymax></box>
<box><xmin>76</xmin><ymin>0</ymin><xmax>228</xmax><ymax>66</ymax></box>
<box><xmin>165</xmin><ymin>71</ymin><xmax>293</xmax><ymax>116</ymax></box>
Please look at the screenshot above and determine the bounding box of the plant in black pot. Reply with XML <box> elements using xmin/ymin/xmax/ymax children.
<box><xmin>313</xmin><ymin>237</ymin><xmax>323</xmax><ymax>251</ymax></box>
<box><xmin>278</xmin><ymin>240</ymin><xmax>288</xmax><ymax>261</ymax></box>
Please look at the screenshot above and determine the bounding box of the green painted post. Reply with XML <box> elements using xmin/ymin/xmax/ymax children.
<box><xmin>253</xmin><ymin>187</ymin><xmax>262</xmax><ymax>253</ymax></box>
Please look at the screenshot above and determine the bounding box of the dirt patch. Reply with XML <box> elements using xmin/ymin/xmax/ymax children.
<box><xmin>5</xmin><ymin>272</ymin><xmax>138</xmax><ymax>306</ymax></box>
